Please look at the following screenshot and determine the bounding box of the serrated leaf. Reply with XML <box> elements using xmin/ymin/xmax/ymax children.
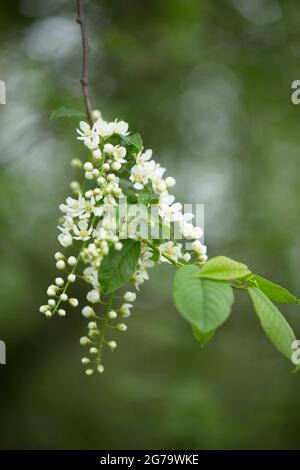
<box><xmin>247</xmin><ymin>275</ymin><xmax>299</xmax><ymax>304</ymax></box>
<box><xmin>192</xmin><ymin>325</ymin><xmax>215</xmax><ymax>345</ymax></box>
<box><xmin>122</xmin><ymin>133</ymin><xmax>143</xmax><ymax>151</ymax></box>
<box><xmin>173</xmin><ymin>265</ymin><xmax>234</xmax><ymax>333</ymax></box>
<box><xmin>249</xmin><ymin>287</ymin><xmax>296</xmax><ymax>361</ymax></box>
<box><xmin>98</xmin><ymin>239</ymin><xmax>141</xmax><ymax>293</ymax></box>
<box><xmin>50</xmin><ymin>106</ymin><xmax>85</xmax><ymax>120</ymax></box>
<box><xmin>197</xmin><ymin>256</ymin><xmax>251</xmax><ymax>281</ymax></box>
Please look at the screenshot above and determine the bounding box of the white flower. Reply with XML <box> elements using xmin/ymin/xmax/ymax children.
<box><xmin>111</xmin><ymin>119</ymin><xmax>129</xmax><ymax>136</ymax></box>
<box><xmin>124</xmin><ymin>291</ymin><xmax>136</xmax><ymax>302</ymax></box>
<box><xmin>159</xmin><ymin>193</ymin><xmax>182</xmax><ymax>222</ymax></box>
<box><xmin>86</xmin><ymin>289</ymin><xmax>100</xmax><ymax>304</ymax></box>
<box><xmin>192</xmin><ymin>240</ymin><xmax>208</xmax><ymax>261</ymax></box>
<box><xmin>73</xmin><ymin>220</ymin><xmax>93</xmax><ymax>241</ymax></box>
<box><xmin>58</xmin><ymin>232</ymin><xmax>73</xmax><ymax>248</ymax></box>
<box><xmin>81</xmin><ymin>196</ymin><xmax>103</xmax><ymax>219</ymax></box>
<box><xmin>150</xmin><ymin>164</ymin><xmax>166</xmax><ymax>193</ymax></box>
<box><xmin>59</xmin><ymin>195</ymin><xmax>86</xmax><ymax>218</ymax></box>
<box><xmin>136</xmin><ymin>149</ymin><xmax>152</xmax><ymax>166</ymax></box>
<box><xmin>180</xmin><ymin>223</ymin><xmax>203</xmax><ymax>240</ymax></box>
<box><xmin>159</xmin><ymin>241</ymin><xmax>182</xmax><ymax>263</ymax></box>
<box><xmin>83</xmin><ymin>267</ymin><xmax>98</xmax><ymax>288</ymax></box>
<box><xmin>76</xmin><ymin>121</ymin><xmax>100</xmax><ymax>149</ymax></box>
<box><xmin>119</xmin><ymin>303</ymin><xmax>133</xmax><ymax>317</ymax></box>
<box><xmin>95</xmin><ymin>119</ymin><xmax>113</xmax><ymax>138</ymax></box>
<box><xmin>113</xmin><ymin>145</ymin><xmax>127</xmax><ymax>163</ymax></box>
<box><xmin>130</xmin><ymin>163</ymin><xmax>154</xmax><ymax>190</ymax></box>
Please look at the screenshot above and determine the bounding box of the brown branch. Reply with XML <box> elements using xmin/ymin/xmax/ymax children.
<box><xmin>76</xmin><ymin>0</ymin><xmax>94</xmax><ymax>124</ymax></box>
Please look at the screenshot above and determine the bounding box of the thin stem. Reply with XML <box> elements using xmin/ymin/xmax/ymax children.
<box><xmin>96</xmin><ymin>294</ymin><xmax>114</xmax><ymax>366</ymax></box>
<box><xmin>76</xmin><ymin>0</ymin><xmax>94</xmax><ymax>123</ymax></box>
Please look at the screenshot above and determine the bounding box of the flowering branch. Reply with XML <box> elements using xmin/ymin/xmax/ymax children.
<box><xmin>76</xmin><ymin>0</ymin><xmax>94</xmax><ymax>123</ymax></box>
<box><xmin>39</xmin><ymin>0</ymin><xmax>300</xmax><ymax>377</ymax></box>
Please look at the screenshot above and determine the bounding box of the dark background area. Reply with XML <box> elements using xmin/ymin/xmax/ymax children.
<box><xmin>1</xmin><ymin>0</ymin><xmax>300</xmax><ymax>449</ymax></box>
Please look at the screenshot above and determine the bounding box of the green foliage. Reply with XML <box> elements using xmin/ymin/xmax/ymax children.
<box><xmin>50</xmin><ymin>106</ymin><xmax>85</xmax><ymax>120</ymax></box>
<box><xmin>122</xmin><ymin>133</ymin><xmax>143</xmax><ymax>152</ymax></box>
<box><xmin>245</xmin><ymin>275</ymin><xmax>299</xmax><ymax>304</ymax></box>
<box><xmin>192</xmin><ymin>325</ymin><xmax>215</xmax><ymax>345</ymax></box>
<box><xmin>197</xmin><ymin>256</ymin><xmax>251</xmax><ymax>281</ymax></box>
<box><xmin>98</xmin><ymin>239</ymin><xmax>141</xmax><ymax>293</ymax></box>
<box><xmin>173</xmin><ymin>265</ymin><xmax>234</xmax><ymax>333</ymax></box>
<box><xmin>248</xmin><ymin>287</ymin><xmax>296</xmax><ymax>361</ymax></box>
<box><xmin>172</xmin><ymin>260</ymin><xmax>299</xmax><ymax>364</ymax></box>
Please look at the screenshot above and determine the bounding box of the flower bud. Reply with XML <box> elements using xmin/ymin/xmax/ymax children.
<box><xmin>97</xmin><ymin>364</ymin><xmax>104</xmax><ymax>374</ymax></box>
<box><xmin>116</xmin><ymin>323</ymin><xmax>127</xmax><ymax>332</ymax></box>
<box><xmin>85</xmin><ymin>190</ymin><xmax>93</xmax><ymax>198</ymax></box>
<box><xmin>88</xmin><ymin>322</ymin><xmax>97</xmax><ymax>330</ymax></box>
<box><xmin>89</xmin><ymin>347</ymin><xmax>98</xmax><ymax>354</ymax></box>
<box><xmin>86</xmin><ymin>289</ymin><xmax>100</xmax><ymax>304</ymax></box>
<box><xmin>58</xmin><ymin>233</ymin><xmax>73</xmax><ymax>248</ymax></box>
<box><xmin>58</xmin><ymin>309</ymin><xmax>66</xmax><ymax>316</ymax></box>
<box><xmin>80</xmin><ymin>336</ymin><xmax>91</xmax><ymax>346</ymax></box>
<box><xmin>97</xmin><ymin>176</ymin><xmax>106</xmax><ymax>186</ymax></box>
<box><xmin>83</xmin><ymin>162</ymin><xmax>93</xmax><ymax>171</ymax></box>
<box><xmin>104</xmin><ymin>143</ymin><xmax>114</xmax><ymax>154</ymax></box>
<box><xmin>85</xmin><ymin>369</ymin><xmax>94</xmax><ymax>376</ymax></box>
<box><xmin>70</xmin><ymin>158</ymin><xmax>82</xmax><ymax>169</ymax></box>
<box><xmin>81</xmin><ymin>357</ymin><xmax>90</xmax><ymax>364</ymax></box>
<box><xmin>114</xmin><ymin>242</ymin><xmax>123</xmax><ymax>251</ymax></box>
<box><xmin>56</xmin><ymin>260</ymin><xmax>66</xmax><ymax>270</ymax></box>
<box><xmin>81</xmin><ymin>306</ymin><xmax>95</xmax><ymax>318</ymax></box>
<box><xmin>108</xmin><ymin>310</ymin><xmax>117</xmax><ymax>319</ymax></box>
<box><xmin>47</xmin><ymin>285</ymin><xmax>57</xmax><ymax>297</ymax></box>
<box><xmin>54</xmin><ymin>252</ymin><xmax>64</xmax><ymax>261</ymax></box>
<box><xmin>103</xmin><ymin>163</ymin><xmax>110</xmax><ymax>171</ymax></box>
<box><xmin>68</xmin><ymin>274</ymin><xmax>76</xmax><ymax>282</ymax></box>
<box><xmin>165</xmin><ymin>176</ymin><xmax>176</xmax><ymax>187</ymax></box>
<box><xmin>67</xmin><ymin>256</ymin><xmax>77</xmax><ymax>266</ymax></box>
<box><xmin>92</xmin><ymin>148</ymin><xmax>102</xmax><ymax>159</ymax></box>
<box><xmin>55</xmin><ymin>277</ymin><xmax>64</xmax><ymax>287</ymax></box>
<box><xmin>92</xmin><ymin>109</ymin><xmax>101</xmax><ymax>119</ymax></box>
<box><xmin>69</xmin><ymin>298</ymin><xmax>79</xmax><ymax>307</ymax></box>
<box><xmin>60</xmin><ymin>293</ymin><xmax>68</xmax><ymax>301</ymax></box>
<box><xmin>85</xmin><ymin>171</ymin><xmax>94</xmax><ymax>180</ymax></box>
<box><xmin>111</xmin><ymin>161</ymin><xmax>121</xmax><ymax>171</ymax></box>
<box><xmin>124</xmin><ymin>291</ymin><xmax>136</xmax><ymax>302</ymax></box>
<box><xmin>107</xmin><ymin>341</ymin><xmax>117</xmax><ymax>351</ymax></box>
<box><xmin>44</xmin><ymin>310</ymin><xmax>53</xmax><ymax>318</ymax></box>
<box><xmin>48</xmin><ymin>299</ymin><xmax>56</xmax><ymax>307</ymax></box>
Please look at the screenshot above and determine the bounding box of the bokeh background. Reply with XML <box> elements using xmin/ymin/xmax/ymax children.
<box><xmin>1</xmin><ymin>0</ymin><xmax>300</xmax><ymax>450</ymax></box>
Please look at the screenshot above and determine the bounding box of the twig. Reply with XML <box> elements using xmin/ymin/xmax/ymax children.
<box><xmin>76</xmin><ymin>0</ymin><xmax>94</xmax><ymax>123</ymax></box>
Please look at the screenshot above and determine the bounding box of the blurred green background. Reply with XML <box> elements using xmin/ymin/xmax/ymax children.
<box><xmin>1</xmin><ymin>0</ymin><xmax>300</xmax><ymax>450</ymax></box>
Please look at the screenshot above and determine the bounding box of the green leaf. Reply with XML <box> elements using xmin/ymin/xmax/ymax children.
<box><xmin>249</xmin><ymin>287</ymin><xmax>296</xmax><ymax>361</ymax></box>
<box><xmin>192</xmin><ymin>325</ymin><xmax>215</xmax><ymax>345</ymax></box>
<box><xmin>122</xmin><ymin>133</ymin><xmax>143</xmax><ymax>151</ymax></box>
<box><xmin>98</xmin><ymin>239</ymin><xmax>141</xmax><ymax>293</ymax></box>
<box><xmin>122</xmin><ymin>187</ymin><xmax>138</xmax><ymax>204</ymax></box>
<box><xmin>197</xmin><ymin>256</ymin><xmax>251</xmax><ymax>281</ymax></box>
<box><xmin>173</xmin><ymin>265</ymin><xmax>234</xmax><ymax>333</ymax></box>
<box><xmin>50</xmin><ymin>106</ymin><xmax>85</xmax><ymax>120</ymax></box>
<box><xmin>246</xmin><ymin>275</ymin><xmax>299</xmax><ymax>304</ymax></box>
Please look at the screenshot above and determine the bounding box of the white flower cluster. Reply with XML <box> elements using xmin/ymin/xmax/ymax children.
<box><xmin>40</xmin><ymin>112</ymin><xmax>207</xmax><ymax>375</ymax></box>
